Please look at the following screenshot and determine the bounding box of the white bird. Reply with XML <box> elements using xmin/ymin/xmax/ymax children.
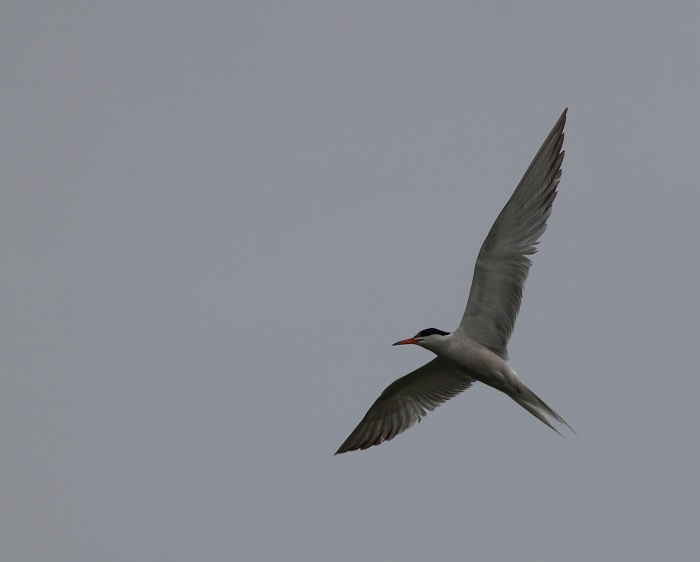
<box><xmin>336</xmin><ymin>109</ymin><xmax>574</xmax><ymax>454</ymax></box>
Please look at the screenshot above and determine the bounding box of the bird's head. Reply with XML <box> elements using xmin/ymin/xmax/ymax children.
<box><xmin>393</xmin><ymin>327</ymin><xmax>450</xmax><ymax>352</ymax></box>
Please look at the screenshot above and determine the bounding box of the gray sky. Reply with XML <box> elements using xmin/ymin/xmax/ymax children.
<box><xmin>3</xmin><ymin>2</ymin><xmax>699</xmax><ymax>561</ymax></box>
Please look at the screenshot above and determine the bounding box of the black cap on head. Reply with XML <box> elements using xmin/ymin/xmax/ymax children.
<box><xmin>415</xmin><ymin>328</ymin><xmax>449</xmax><ymax>338</ymax></box>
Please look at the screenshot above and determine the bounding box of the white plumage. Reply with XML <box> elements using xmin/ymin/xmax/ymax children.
<box><xmin>336</xmin><ymin>110</ymin><xmax>573</xmax><ymax>454</ymax></box>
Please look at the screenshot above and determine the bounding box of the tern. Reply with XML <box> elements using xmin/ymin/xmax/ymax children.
<box><xmin>336</xmin><ymin>109</ymin><xmax>573</xmax><ymax>454</ymax></box>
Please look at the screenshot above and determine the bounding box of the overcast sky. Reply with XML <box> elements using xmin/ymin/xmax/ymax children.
<box><xmin>3</xmin><ymin>2</ymin><xmax>699</xmax><ymax>561</ymax></box>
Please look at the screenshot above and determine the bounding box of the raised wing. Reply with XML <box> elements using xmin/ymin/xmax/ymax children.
<box><xmin>335</xmin><ymin>358</ymin><xmax>475</xmax><ymax>454</ymax></box>
<box><xmin>458</xmin><ymin>109</ymin><xmax>566</xmax><ymax>358</ymax></box>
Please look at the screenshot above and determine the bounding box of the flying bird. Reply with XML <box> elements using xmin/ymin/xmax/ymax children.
<box><xmin>336</xmin><ymin>109</ymin><xmax>573</xmax><ymax>454</ymax></box>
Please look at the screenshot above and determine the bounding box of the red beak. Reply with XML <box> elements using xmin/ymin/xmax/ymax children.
<box><xmin>392</xmin><ymin>337</ymin><xmax>421</xmax><ymax>346</ymax></box>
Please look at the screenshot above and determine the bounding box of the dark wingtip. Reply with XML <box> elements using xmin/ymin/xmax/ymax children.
<box><xmin>334</xmin><ymin>437</ymin><xmax>357</xmax><ymax>455</ymax></box>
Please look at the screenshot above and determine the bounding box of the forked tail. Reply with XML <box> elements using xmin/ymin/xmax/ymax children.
<box><xmin>511</xmin><ymin>384</ymin><xmax>576</xmax><ymax>437</ymax></box>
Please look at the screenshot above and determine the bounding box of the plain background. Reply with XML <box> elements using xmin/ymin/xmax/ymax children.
<box><xmin>3</xmin><ymin>2</ymin><xmax>699</xmax><ymax>561</ymax></box>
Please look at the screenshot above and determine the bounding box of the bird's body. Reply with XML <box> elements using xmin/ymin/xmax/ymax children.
<box><xmin>336</xmin><ymin>109</ymin><xmax>573</xmax><ymax>454</ymax></box>
<box><xmin>433</xmin><ymin>333</ymin><xmax>519</xmax><ymax>394</ymax></box>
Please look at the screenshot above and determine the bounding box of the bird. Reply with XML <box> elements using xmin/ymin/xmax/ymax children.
<box><xmin>336</xmin><ymin>109</ymin><xmax>574</xmax><ymax>454</ymax></box>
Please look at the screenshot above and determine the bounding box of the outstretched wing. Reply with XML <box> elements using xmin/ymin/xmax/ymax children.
<box><xmin>458</xmin><ymin>109</ymin><xmax>566</xmax><ymax>358</ymax></box>
<box><xmin>335</xmin><ymin>358</ymin><xmax>475</xmax><ymax>454</ymax></box>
